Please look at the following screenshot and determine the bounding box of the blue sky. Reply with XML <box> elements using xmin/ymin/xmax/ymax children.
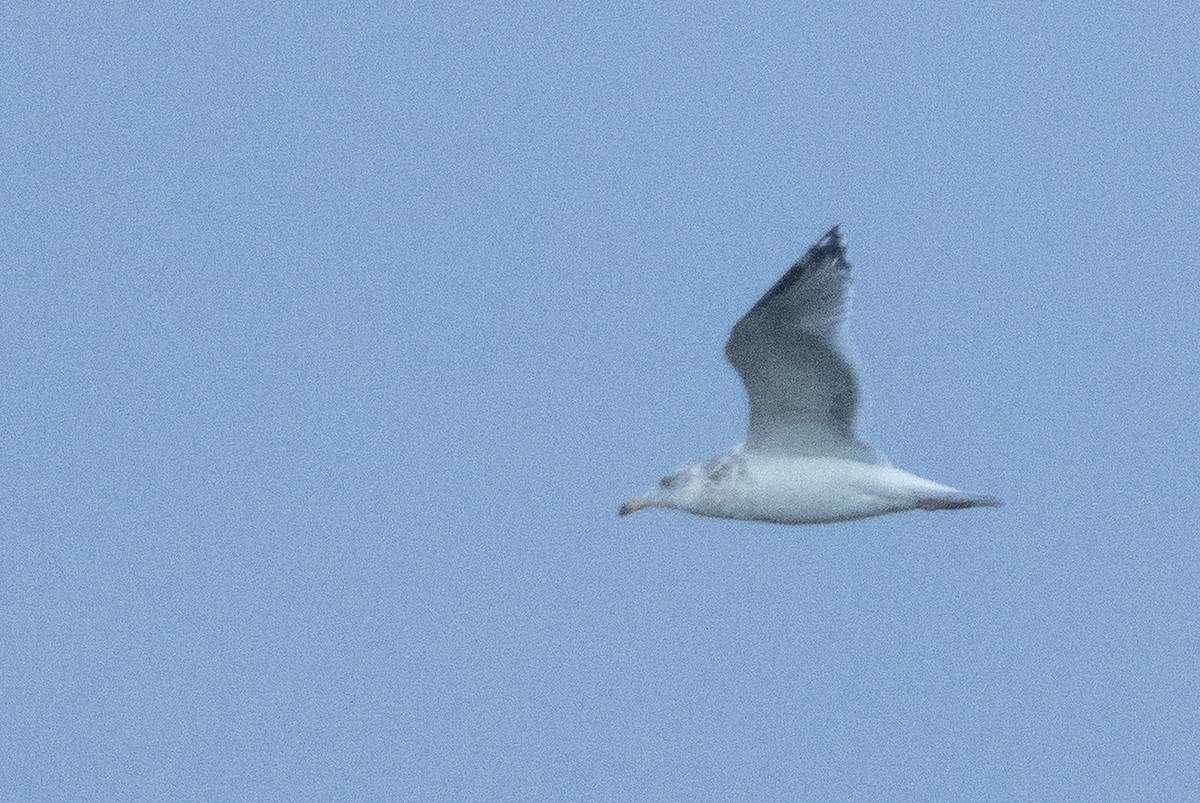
<box><xmin>3</xmin><ymin>1</ymin><xmax>1198</xmax><ymax>799</ymax></box>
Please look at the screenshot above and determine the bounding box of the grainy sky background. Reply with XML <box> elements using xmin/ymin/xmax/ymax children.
<box><xmin>3</xmin><ymin>1</ymin><xmax>1198</xmax><ymax>800</ymax></box>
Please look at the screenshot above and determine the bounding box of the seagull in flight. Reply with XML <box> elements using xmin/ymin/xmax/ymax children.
<box><xmin>619</xmin><ymin>227</ymin><xmax>1000</xmax><ymax>525</ymax></box>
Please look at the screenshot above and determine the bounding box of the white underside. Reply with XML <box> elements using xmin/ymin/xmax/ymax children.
<box><xmin>640</xmin><ymin>452</ymin><xmax>972</xmax><ymax>525</ymax></box>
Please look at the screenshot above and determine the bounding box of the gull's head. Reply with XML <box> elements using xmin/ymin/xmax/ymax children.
<box><xmin>617</xmin><ymin>461</ymin><xmax>713</xmax><ymax>517</ymax></box>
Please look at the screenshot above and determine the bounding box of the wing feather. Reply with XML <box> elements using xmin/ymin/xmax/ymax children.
<box><xmin>724</xmin><ymin>227</ymin><xmax>876</xmax><ymax>461</ymax></box>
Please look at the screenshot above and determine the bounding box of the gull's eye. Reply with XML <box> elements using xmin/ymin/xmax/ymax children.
<box><xmin>659</xmin><ymin>474</ymin><xmax>677</xmax><ymax>489</ymax></box>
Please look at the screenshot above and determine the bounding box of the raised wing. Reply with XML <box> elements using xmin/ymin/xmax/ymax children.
<box><xmin>724</xmin><ymin>227</ymin><xmax>876</xmax><ymax>461</ymax></box>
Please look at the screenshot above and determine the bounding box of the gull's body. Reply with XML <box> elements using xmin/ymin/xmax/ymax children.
<box><xmin>619</xmin><ymin>227</ymin><xmax>999</xmax><ymax>525</ymax></box>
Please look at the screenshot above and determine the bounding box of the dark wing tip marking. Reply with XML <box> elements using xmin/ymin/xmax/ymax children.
<box><xmin>810</xmin><ymin>224</ymin><xmax>845</xmax><ymax>262</ymax></box>
<box><xmin>752</xmin><ymin>225</ymin><xmax>850</xmax><ymax>310</ymax></box>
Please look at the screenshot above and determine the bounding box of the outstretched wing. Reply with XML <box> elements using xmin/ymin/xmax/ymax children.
<box><xmin>724</xmin><ymin>227</ymin><xmax>876</xmax><ymax>462</ymax></box>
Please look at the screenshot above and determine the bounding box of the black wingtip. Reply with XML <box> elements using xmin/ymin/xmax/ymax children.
<box><xmin>808</xmin><ymin>225</ymin><xmax>846</xmax><ymax>264</ymax></box>
<box><xmin>749</xmin><ymin>225</ymin><xmax>851</xmax><ymax>309</ymax></box>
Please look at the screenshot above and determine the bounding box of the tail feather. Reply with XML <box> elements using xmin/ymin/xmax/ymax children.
<box><xmin>917</xmin><ymin>493</ymin><xmax>1002</xmax><ymax>511</ymax></box>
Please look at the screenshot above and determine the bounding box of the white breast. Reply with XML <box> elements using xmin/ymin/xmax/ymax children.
<box><xmin>689</xmin><ymin>455</ymin><xmax>955</xmax><ymax>525</ymax></box>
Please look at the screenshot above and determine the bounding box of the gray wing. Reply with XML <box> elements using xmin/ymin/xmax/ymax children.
<box><xmin>724</xmin><ymin>227</ymin><xmax>876</xmax><ymax>462</ymax></box>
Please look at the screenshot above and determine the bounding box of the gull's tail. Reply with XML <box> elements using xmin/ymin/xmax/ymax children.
<box><xmin>916</xmin><ymin>492</ymin><xmax>1002</xmax><ymax>511</ymax></box>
